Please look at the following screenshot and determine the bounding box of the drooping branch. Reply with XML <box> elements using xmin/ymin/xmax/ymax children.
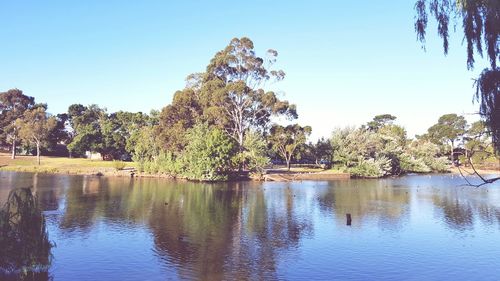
<box><xmin>458</xmin><ymin>154</ymin><xmax>500</xmax><ymax>187</ymax></box>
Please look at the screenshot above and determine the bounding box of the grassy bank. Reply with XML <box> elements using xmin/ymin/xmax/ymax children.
<box><xmin>0</xmin><ymin>153</ymin><xmax>136</xmax><ymax>176</ymax></box>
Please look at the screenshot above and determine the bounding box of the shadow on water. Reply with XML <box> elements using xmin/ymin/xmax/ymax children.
<box><xmin>0</xmin><ymin>188</ymin><xmax>53</xmax><ymax>281</ymax></box>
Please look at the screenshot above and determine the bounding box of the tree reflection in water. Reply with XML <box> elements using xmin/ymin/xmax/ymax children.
<box><xmin>431</xmin><ymin>187</ymin><xmax>500</xmax><ymax>231</ymax></box>
<box><xmin>317</xmin><ymin>179</ymin><xmax>411</xmax><ymax>231</ymax></box>
<box><xmin>33</xmin><ymin>177</ymin><xmax>313</xmax><ymax>280</ymax></box>
<box><xmin>7</xmin><ymin>172</ymin><xmax>500</xmax><ymax>280</ymax></box>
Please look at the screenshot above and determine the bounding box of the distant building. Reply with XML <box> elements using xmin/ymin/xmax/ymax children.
<box><xmin>85</xmin><ymin>151</ymin><xmax>102</xmax><ymax>160</ymax></box>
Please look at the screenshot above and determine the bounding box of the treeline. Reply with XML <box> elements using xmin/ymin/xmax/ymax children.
<box><xmin>1</xmin><ymin>37</ymin><xmax>496</xmax><ymax>181</ymax></box>
<box><xmin>0</xmin><ymin>38</ymin><xmax>311</xmax><ymax>181</ymax></box>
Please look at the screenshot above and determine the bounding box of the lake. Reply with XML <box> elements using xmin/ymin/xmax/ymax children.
<box><xmin>1</xmin><ymin>171</ymin><xmax>500</xmax><ymax>280</ymax></box>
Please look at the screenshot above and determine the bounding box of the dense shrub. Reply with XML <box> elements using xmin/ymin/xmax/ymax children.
<box><xmin>143</xmin><ymin>152</ymin><xmax>181</xmax><ymax>175</ymax></box>
<box><xmin>179</xmin><ymin>124</ymin><xmax>237</xmax><ymax>181</ymax></box>
<box><xmin>399</xmin><ymin>153</ymin><xmax>432</xmax><ymax>173</ymax></box>
<box><xmin>348</xmin><ymin>156</ymin><xmax>392</xmax><ymax>178</ymax></box>
<box><xmin>112</xmin><ymin>160</ymin><xmax>126</xmax><ymax>171</ymax></box>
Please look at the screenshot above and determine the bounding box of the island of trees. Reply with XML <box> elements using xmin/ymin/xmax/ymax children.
<box><xmin>1</xmin><ymin>37</ymin><xmax>498</xmax><ymax>181</ymax></box>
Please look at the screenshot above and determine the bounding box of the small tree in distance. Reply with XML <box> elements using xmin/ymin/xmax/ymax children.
<box><xmin>18</xmin><ymin>107</ymin><xmax>57</xmax><ymax>165</ymax></box>
<box><xmin>269</xmin><ymin>124</ymin><xmax>312</xmax><ymax>171</ymax></box>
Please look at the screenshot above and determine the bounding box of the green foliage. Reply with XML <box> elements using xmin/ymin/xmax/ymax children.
<box><xmin>474</xmin><ymin>69</ymin><xmax>499</xmax><ymax>154</ymax></box>
<box><xmin>269</xmin><ymin>124</ymin><xmax>312</xmax><ymax>170</ymax></box>
<box><xmin>143</xmin><ymin>152</ymin><xmax>181</xmax><ymax>175</ymax></box>
<box><xmin>331</xmin><ymin>115</ymin><xmax>451</xmax><ymax>177</ymax></box>
<box><xmin>399</xmin><ymin>153</ymin><xmax>432</xmax><ymax>173</ymax></box>
<box><xmin>179</xmin><ymin>124</ymin><xmax>237</xmax><ymax>181</ymax></box>
<box><xmin>348</xmin><ymin>156</ymin><xmax>392</xmax><ymax>178</ymax></box>
<box><xmin>305</xmin><ymin>138</ymin><xmax>334</xmax><ymax>168</ymax></box>
<box><xmin>414</xmin><ymin>0</ymin><xmax>499</xmax><ymax>70</ymax></box>
<box><xmin>0</xmin><ymin>89</ymin><xmax>36</xmax><ymax>158</ymax></box>
<box><xmin>67</xmin><ymin>104</ymin><xmax>152</xmax><ymax>159</ymax></box>
<box><xmin>234</xmin><ymin>130</ymin><xmax>270</xmax><ymax>174</ymax></box>
<box><xmin>406</xmin><ymin>140</ymin><xmax>450</xmax><ymax>172</ymax></box>
<box><xmin>366</xmin><ymin>114</ymin><xmax>397</xmax><ymax>131</ymax></box>
<box><xmin>131</xmin><ymin>126</ymin><xmax>161</xmax><ymax>172</ymax></box>
<box><xmin>157</xmin><ymin>37</ymin><xmax>297</xmax><ymax>152</ymax></box>
<box><xmin>67</xmin><ymin>104</ymin><xmax>105</xmax><ymax>157</ymax></box>
<box><xmin>17</xmin><ymin>107</ymin><xmax>58</xmax><ymax>165</ymax></box>
<box><xmin>0</xmin><ymin>188</ymin><xmax>53</xmax><ymax>273</ymax></box>
<box><xmin>112</xmin><ymin>160</ymin><xmax>126</xmax><ymax>171</ymax></box>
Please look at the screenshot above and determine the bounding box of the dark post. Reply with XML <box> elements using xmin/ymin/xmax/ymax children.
<box><xmin>346</xmin><ymin>213</ymin><xmax>352</xmax><ymax>226</ymax></box>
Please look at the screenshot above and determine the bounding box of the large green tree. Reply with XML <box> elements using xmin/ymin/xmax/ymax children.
<box><xmin>66</xmin><ymin>104</ymin><xmax>105</xmax><ymax>157</ymax></box>
<box><xmin>202</xmin><ymin>37</ymin><xmax>297</xmax><ymax>148</ymax></box>
<box><xmin>0</xmin><ymin>89</ymin><xmax>36</xmax><ymax>159</ymax></box>
<box><xmin>100</xmin><ymin>111</ymin><xmax>150</xmax><ymax>159</ymax></box>
<box><xmin>414</xmin><ymin>0</ymin><xmax>499</xmax><ymax>153</ymax></box>
<box><xmin>157</xmin><ymin>37</ymin><xmax>298</xmax><ymax>156</ymax></box>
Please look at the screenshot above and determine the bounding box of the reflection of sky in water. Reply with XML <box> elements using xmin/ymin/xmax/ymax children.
<box><xmin>1</xmin><ymin>171</ymin><xmax>499</xmax><ymax>281</ymax></box>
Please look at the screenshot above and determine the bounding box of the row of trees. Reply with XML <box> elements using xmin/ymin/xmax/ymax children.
<box><xmin>1</xmin><ymin>37</ymin><xmax>496</xmax><ymax>181</ymax></box>
<box><xmin>0</xmin><ymin>89</ymin><xmax>64</xmax><ymax>164</ymax></box>
<box><xmin>0</xmin><ymin>89</ymin><xmax>159</xmax><ymax>163</ymax></box>
<box><xmin>0</xmin><ymin>38</ymin><xmax>312</xmax><ymax>181</ymax></box>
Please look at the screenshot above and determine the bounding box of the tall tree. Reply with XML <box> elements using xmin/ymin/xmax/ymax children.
<box><xmin>201</xmin><ymin>37</ymin><xmax>298</xmax><ymax>148</ymax></box>
<box><xmin>426</xmin><ymin>114</ymin><xmax>467</xmax><ymax>164</ymax></box>
<box><xmin>157</xmin><ymin>37</ymin><xmax>298</xmax><ymax>160</ymax></box>
<box><xmin>269</xmin><ymin>124</ymin><xmax>312</xmax><ymax>171</ymax></box>
<box><xmin>414</xmin><ymin>0</ymin><xmax>499</xmax><ymax>153</ymax></box>
<box><xmin>0</xmin><ymin>89</ymin><xmax>35</xmax><ymax>159</ymax></box>
<box><xmin>17</xmin><ymin>107</ymin><xmax>57</xmax><ymax>165</ymax></box>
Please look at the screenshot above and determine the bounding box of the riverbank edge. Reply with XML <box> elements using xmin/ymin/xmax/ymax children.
<box><xmin>1</xmin><ymin>157</ymin><xmax>497</xmax><ymax>182</ymax></box>
<box><xmin>0</xmin><ymin>165</ymin><xmax>354</xmax><ymax>182</ymax></box>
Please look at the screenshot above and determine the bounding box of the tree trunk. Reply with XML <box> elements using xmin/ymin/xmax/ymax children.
<box><xmin>450</xmin><ymin>141</ymin><xmax>455</xmax><ymax>166</ymax></box>
<box><xmin>286</xmin><ymin>157</ymin><xmax>291</xmax><ymax>171</ymax></box>
<box><xmin>237</xmin><ymin>131</ymin><xmax>244</xmax><ymax>172</ymax></box>
<box><xmin>36</xmin><ymin>142</ymin><xmax>41</xmax><ymax>165</ymax></box>
<box><xmin>465</xmin><ymin>148</ymin><xmax>469</xmax><ymax>167</ymax></box>
<box><xmin>11</xmin><ymin>138</ymin><xmax>16</xmax><ymax>160</ymax></box>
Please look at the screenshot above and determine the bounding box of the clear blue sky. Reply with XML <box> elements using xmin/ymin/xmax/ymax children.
<box><xmin>1</xmin><ymin>0</ymin><xmax>488</xmax><ymax>139</ymax></box>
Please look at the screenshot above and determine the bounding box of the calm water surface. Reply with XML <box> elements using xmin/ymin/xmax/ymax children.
<box><xmin>1</xmin><ymin>171</ymin><xmax>500</xmax><ymax>281</ymax></box>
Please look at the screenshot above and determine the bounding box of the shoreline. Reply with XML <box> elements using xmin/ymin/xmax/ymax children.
<box><xmin>1</xmin><ymin>154</ymin><xmax>498</xmax><ymax>182</ymax></box>
<box><xmin>3</xmin><ymin>164</ymin><xmax>499</xmax><ymax>182</ymax></box>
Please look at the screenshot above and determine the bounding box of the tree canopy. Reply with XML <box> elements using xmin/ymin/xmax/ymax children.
<box><xmin>157</xmin><ymin>37</ymin><xmax>298</xmax><ymax>155</ymax></box>
<box><xmin>269</xmin><ymin>124</ymin><xmax>312</xmax><ymax>171</ymax></box>
<box><xmin>0</xmin><ymin>89</ymin><xmax>36</xmax><ymax>159</ymax></box>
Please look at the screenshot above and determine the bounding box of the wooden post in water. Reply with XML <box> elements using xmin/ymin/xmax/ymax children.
<box><xmin>346</xmin><ymin>213</ymin><xmax>352</xmax><ymax>226</ymax></box>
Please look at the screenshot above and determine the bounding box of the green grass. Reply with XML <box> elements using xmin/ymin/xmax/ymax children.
<box><xmin>0</xmin><ymin>154</ymin><xmax>136</xmax><ymax>175</ymax></box>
